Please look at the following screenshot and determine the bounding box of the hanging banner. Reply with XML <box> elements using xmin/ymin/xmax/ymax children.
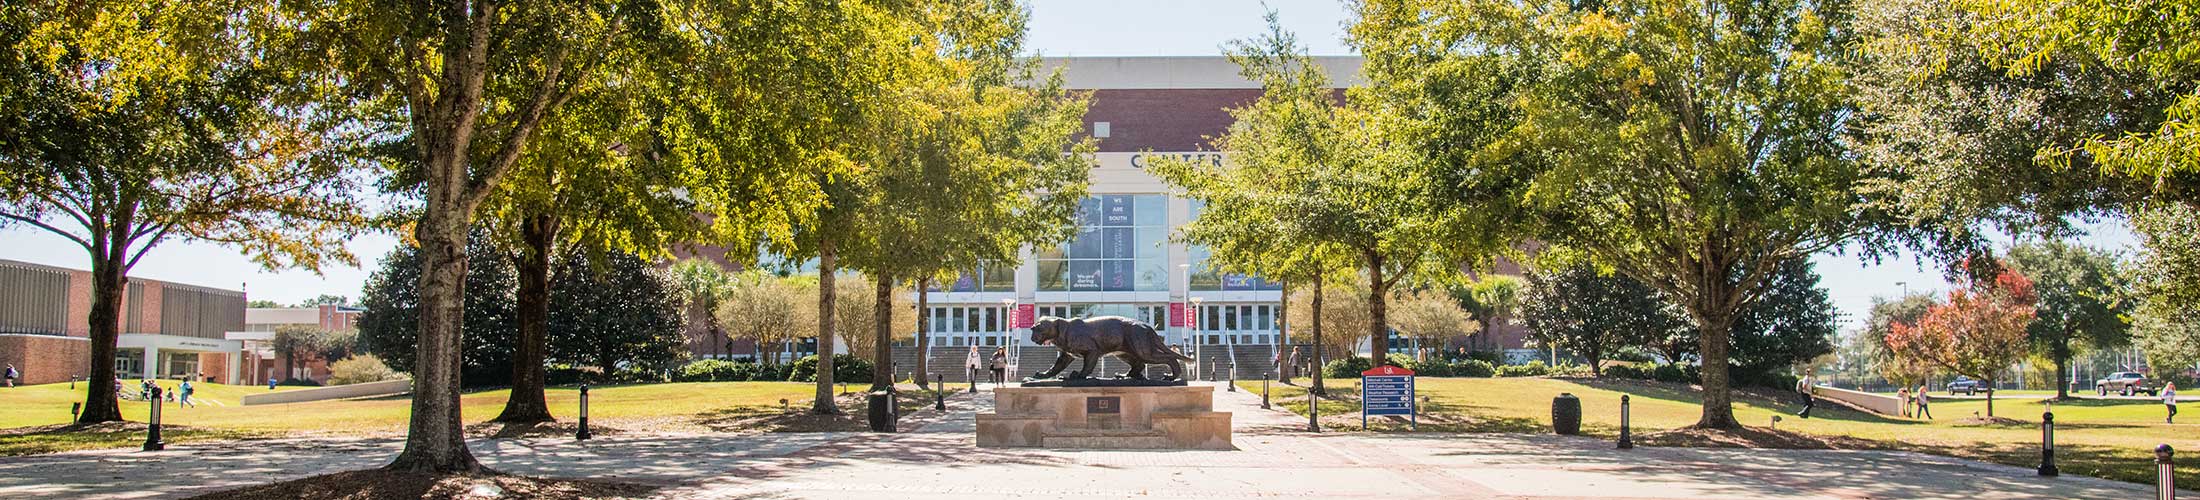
<box><xmin>1014</xmin><ymin>304</ymin><xmax>1037</xmax><ymax>329</ymax></box>
<box><xmin>1168</xmin><ymin>302</ymin><xmax>1186</xmax><ymax>327</ymax></box>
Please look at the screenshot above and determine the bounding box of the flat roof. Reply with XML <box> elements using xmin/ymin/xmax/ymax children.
<box><xmin>1038</xmin><ymin>56</ymin><xmax>1362</xmax><ymax>90</ymax></box>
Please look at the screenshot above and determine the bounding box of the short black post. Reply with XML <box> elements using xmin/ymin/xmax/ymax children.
<box><xmin>2039</xmin><ymin>403</ymin><xmax>2058</xmax><ymax>476</ymax></box>
<box><xmin>1228</xmin><ymin>368</ymin><xmax>1236</xmax><ymax>392</ymax></box>
<box><xmin>576</xmin><ymin>383</ymin><xmax>593</xmax><ymax>441</ymax></box>
<box><xmin>71</xmin><ymin>402</ymin><xmax>81</xmax><ymax>421</ymax></box>
<box><xmin>1307</xmin><ymin>382</ymin><xmax>1320</xmax><ymax>433</ymax></box>
<box><xmin>968</xmin><ymin>367</ymin><xmax>975</xmax><ymax>392</ymax></box>
<box><xmin>1261</xmin><ymin>373</ymin><xmax>1271</xmax><ymax>410</ymax></box>
<box><xmin>143</xmin><ymin>387</ymin><xmax>165</xmax><ymax>451</ymax></box>
<box><xmin>933</xmin><ymin>373</ymin><xmax>945</xmax><ymax>411</ymax></box>
<box><xmin>2159</xmin><ymin>444</ymin><xmax>2176</xmax><ymax>500</ymax></box>
<box><xmin>1618</xmin><ymin>395</ymin><xmax>1634</xmax><ymax>449</ymax></box>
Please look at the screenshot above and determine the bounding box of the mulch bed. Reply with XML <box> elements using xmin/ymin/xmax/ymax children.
<box><xmin>182</xmin><ymin>469</ymin><xmax>657</xmax><ymax>500</ymax></box>
<box><xmin>1634</xmin><ymin>425</ymin><xmax>1888</xmax><ymax>450</ymax></box>
<box><xmin>466</xmin><ymin>421</ymin><xmax>620</xmax><ymax>440</ymax></box>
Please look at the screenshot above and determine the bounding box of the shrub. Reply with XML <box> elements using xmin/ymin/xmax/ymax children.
<box><xmin>676</xmin><ymin>359</ymin><xmax>756</xmax><ymax>382</ymax></box>
<box><xmin>1604</xmin><ymin>362</ymin><xmax>1656</xmax><ymax>380</ymax></box>
<box><xmin>1323</xmin><ymin>356</ymin><xmax>1375</xmax><ymax>379</ymax></box>
<box><xmin>1495</xmin><ymin>360</ymin><xmax>1550</xmax><ymax>377</ymax></box>
<box><xmin>754</xmin><ymin>363</ymin><xmax>791</xmax><ymax>382</ymax></box>
<box><xmin>1408</xmin><ymin>360</ymin><xmax>1453</xmax><ymax>377</ymax></box>
<box><xmin>546</xmin><ymin>365</ymin><xmax>589</xmax><ymax>385</ymax></box>
<box><xmin>788</xmin><ymin>354</ymin><xmax>873</xmax><ymax>383</ymax></box>
<box><xmin>1651</xmin><ymin>363</ymin><xmax>1700</xmax><ymax>384</ymax></box>
<box><xmin>1451</xmin><ymin>359</ymin><xmax>1496</xmax><ymax>377</ymax></box>
<box><xmin>1733</xmin><ymin>369</ymin><xmax>1800</xmax><ymax>391</ymax></box>
<box><xmin>1550</xmin><ymin>363</ymin><xmax>1596</xmax><ymax>378</ymax></box>
<box><xmin>327</xmin><ymin>354</ymin><xmax>406</xmax><ymax>386</ymax></box>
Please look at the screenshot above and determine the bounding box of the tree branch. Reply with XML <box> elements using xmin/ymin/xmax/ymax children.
<box><xmin>462</xmin><ymin>43</ymin><xmax>573</xmax><ymax>212</ymax></box>
<box><xmin>0</xmin><ymin>212</ymin><xmax>92</xmax><ymax>250</ymax></box>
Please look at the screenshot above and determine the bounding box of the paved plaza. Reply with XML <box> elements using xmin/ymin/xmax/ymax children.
<box><xmin>0</xmin><ymin>383</ymin><xmax>2178</xmax><ymax>499</ymax></box>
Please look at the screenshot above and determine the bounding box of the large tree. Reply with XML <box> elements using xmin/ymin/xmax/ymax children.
<box><xmin>545</xmin><ymin>252</ymin><xmax>687</xmax><ymax>377</ymax></box>
<box><xmin>668</xmin><ymin>259</ymin><xmax>736</xmax><ymax>360</ymax></box>
<box><xmin>355</xmin><ymin>235</ymin><xmax>519</xmax><ymax>388</ymax></box>
<box><xmin>716</xmin><ymin>272</ymin><xmax>816</xmax><ymax>366</ymax></box>
<box><xmin>2007</xmin><ymin>241</ymin><xmax>2130</xmax><ymax>399</ymax></box>
<box><xmin>0</xmin><ymin>1</ymin><xmax>363</xmax><ymax>424</ymax></box>
<box><xmin>1391</xmin><ymin>288</ymin><xmax>1477</xmax><ymax>362</ymax></box>
<box><xmin>1521</xmin><ymin>264</ymin><xmax>1672</xmax><ymax>375</ymax></box>
<box><xmin>1862</xmin><ymin>293</ymin><xmax>1941</xmax><ymax>387</ymax></box>
<box><xmin>1155</xmin><ymin>15</ymin><xmax>1459</xmax><ymax>370</ymax></box>
<box><xmin>1355</xmin><ymin>0</ymin><xmax>1879</xmax><ymax>429</ymax></box>
<box><xmin>1449</xmin><ymin>276</ymin><xmax>1523</xmax><ymax>354</ymax></box>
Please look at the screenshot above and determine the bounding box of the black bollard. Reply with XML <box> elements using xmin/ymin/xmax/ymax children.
<box><xmin>1308</xmin><ymin>383</ymin><xmax>1320</xmax><ymax>433</ymax></box>
<box><xmin>143</xmin><ymin>387</ymin><xmax>165</xmax><ymax>451</ymax></box>
<box><xmin>2039</xmin><ymin>403</ymin><xmax>2058</xmax><ymax>476</ymax></box>
<box><xmin>576</xmin><ymin>384</ymin><xmax>593</xmax><ymax>441</ymax></box>
<box><xmin>1261</xmin><ymin>373</ymin><xmax>1271</xmax><ymax>410</ymax></box>
<box><xmin>71</xmin><ymin>402</ymin><xmax>80</xmax><ymax>421</ymax></box>
<box><xmin>2159</xmin><ymin>444</ymin><xmax>2176</xmax><ymax>500</ymax></box>
<box><xmin>1618</xmin><ymin>395</ymin><xmax>1634</xmax><ymax>449</ymax></box>
<box><xmin>968</xmin><ymin>367</ymin><xmax>975</xmax><ymax>392</ymax></box>
<box><xmin>934</xmin><ymin>374</ymin><xmax>946</xmax><ymax>411</ymax></box>
<box><xmin>1228</xmin><ymin>369</ymin><xmax>1236</xmax><ymax>392</ymax></box>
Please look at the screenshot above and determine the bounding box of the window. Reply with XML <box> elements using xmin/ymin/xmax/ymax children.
<box><xmin>1187</xmin><ymin>200</ymin><xmax>1284</xmax><ymax>291</ymax></box>
<box><xmin>985</xmin><ymin>336</ymin><xmax>998</xmax><ymax>347</ymax></box>
<box><xmin>1224</xmin><ymin>306</ymin><xmax>1239</xmax><ymax>331</ymax></box>
<box><xmin>952</xmin><ymin>308</ymin><xmax>967</xmax><ymax>333</ymax></box>
<box><xmin>984</xmin><ymin>308</ymin><xmax>998</xmax><ymax>332</ymax></box>
<box><xmin>1037</xmin><ymin>195</ymin><xmax>1171</xmax><ymax>291</ymax></box>
<box><xmin>966</xmin><ymin>309</ymin><xmax>982</xmax><ymax>333</ymax></box>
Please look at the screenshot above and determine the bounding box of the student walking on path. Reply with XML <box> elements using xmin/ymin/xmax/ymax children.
<box><xmin>1795</xmin><ymin>375</ymin><xmax>1816</xmax><ymax>418</ymax></box>
<box><xmin>2166</xmin><ymin>382</ymin><xmax>2180</xmax><ymax>424</ymax></box>
<box><xmin>989</xmin><ymin>348</ymin><xmax>1007</xmax><ymax>384</ymax></box>
<box><xmin>178</xmin><ymin>380</ymin><xmax>196</xmax><ymax>408</ymax></box>
<box><xmin>965</xmin><ymin>346</ymin><xmax>981</xmax><ymax>384</ymax></box>
<box><xmin>1914</xmin><ymin>385</ymin><xmax>1934</xmax><ymax>420</ymax></box>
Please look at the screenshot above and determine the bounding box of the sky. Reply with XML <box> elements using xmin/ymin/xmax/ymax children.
<box><xmin>0</xmin><ymin>0</ymin><xmax>2141</xmax><ymax>332</ymax></box>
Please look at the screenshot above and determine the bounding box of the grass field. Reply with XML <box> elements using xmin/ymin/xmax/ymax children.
<box><xmin>1240</xmin><ymin>376</ymin><xmax>2197</xmax><ymax>488</ymax></box>
<box><xmin>0</xmin><ymin>380</ymin><xmax>943</xmax><ymax>455</ymax></box>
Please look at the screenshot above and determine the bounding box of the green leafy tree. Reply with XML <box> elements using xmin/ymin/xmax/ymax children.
<box><xmin>248</xmin><ymin>300</ymin><xmax>284</xmax><ymax>309</ymax></box>
<box><xmin>0</xmin><ymin>1</ymin><xmax>364</xmax><ymax>424</ymax></box>
<box><xmin>1850</xmin><ymin>0</ymin><xmax>2170</xmax><ymax>260</ymax></box>
<box><xmin>1449</xmin><ymin>276</ymin><xmax>1524</xmax><ymax>354</ymax></box>
<box><xmin>1391</xmin><ymin>288</ymin><xmax>1477</xmax><ymax>361</ymax></box>
<box><xmin>1863</xmin><ymin>293</ymin><xmax>1941</xmax><ymax>387</ymax></box>
<box><xmin>299</xmin><ymin>295</ymin><xmax>353</xmax><ymax>307</ymax></box>
<box><xmin>272</xmin><ymin>325</ymin><xmax>351</xmax><ymax>383</ymax></box>
<box><xmin>1728</xmin><ymin>259</ymin><xmax>1840</xmax><ymax>380</ymax></box>
<box><xmin>668</xmin><ymin>259</ymin><xmax>736</xmax><ymax>360</ymax></box>
<box><xmin>2131</xmin><ymin>204</ymin><xmax>2200</xmax><ymax>377</ymax></box>
<box><xmin>715</xmin><ymin>272</ymin><xmax>817</xmax><ymax>366</ymax></box>
<box><xmin>1355</xmin><ymin>0</ymin><xmax>1878</xmax><ymax>429</ymax></box>
<box><xmin>355</xmin><ymin>235</ymin><xmax>519</xmax><ymax>387</ymax></box>
<box><xmin>1155</xmin><ymin>15</ymin><xmax>1457</xmax><ymax>371</ymax></box>
<box><xmin>546</xmin><ymin>252</ymin><xmax>686</xmax><ymax>377</ymax></box>
<box><xmin>2007</xmin><ymin>241</ymin><xmax>2131</xmax><ymax>399</ymax></box>
<box><xmin>1521</xmin><ymin>265</ymin><xmax>1672</xmax><ymax>375</ymax></box>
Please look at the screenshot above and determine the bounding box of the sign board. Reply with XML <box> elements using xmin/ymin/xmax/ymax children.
<box><xmin>1014</xmin><ymin>304</ymin><xmax>1036</xmax><ymax>329</ymax></box>
<box><xmin>1360</xmin><ymin>365</ymin><xmax>1417</xmax><ymax>430</ymax></box>
<box><xmin>1087</xmin><ymin>396</ymin><xmax>1121</xmax><ymax>414</ymax></box>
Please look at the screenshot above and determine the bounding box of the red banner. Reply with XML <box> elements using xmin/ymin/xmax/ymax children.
<box><xmin>1014</xmin><ymin>304</ymin><xmax>1036</xmax><ymax>329</ymax></box>
<box><xmin>1168</xmin><ymin>302</ymin><xmax>1185</xmax><ymax>327</ymax></box>
<box><xmin>1362</xmin><ymin>365</ymin><xmax>1416</xmax><ymax>377</ymax></box>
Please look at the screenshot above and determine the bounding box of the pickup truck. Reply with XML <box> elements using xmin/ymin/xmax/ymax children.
<box><xmin>2095</xmin><ymin>372</ymin><xmax>2162</xmax><ymax>397</ymax></box>
<box><xmin>1946</xmin><ymin>376</ymin><xmax>1992</xmax><ymax>396</ymax></box>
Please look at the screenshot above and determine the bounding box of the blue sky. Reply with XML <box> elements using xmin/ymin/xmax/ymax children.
<box><xmin>0</xmin><ymin>0</ymin><xmax>2139</xmax><ymax>333</ymax></box>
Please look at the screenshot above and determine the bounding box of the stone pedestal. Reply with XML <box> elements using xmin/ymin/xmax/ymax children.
<box><xmin>977</xmin><ymin>385</ymin><xmax>1231</xmax><ymax>449</ymax></box>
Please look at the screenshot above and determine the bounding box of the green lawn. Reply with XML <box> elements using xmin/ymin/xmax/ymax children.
<box><xmin>0</xmin><ymin>380</ymin><xmax>913</xmax><ymax>455</ymax></box>
<box><xmin>1240</xmin><ymin>377</ymin><xmax>2196</xmax><ymax>488</ymax></box>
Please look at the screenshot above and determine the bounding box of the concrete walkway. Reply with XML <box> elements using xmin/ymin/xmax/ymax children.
<box><xmin>0</xmin><ymin>382</ymin><xmax>2183</xmax><ymax>499</ymax></box>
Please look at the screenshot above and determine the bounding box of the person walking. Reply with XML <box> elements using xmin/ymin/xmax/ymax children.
<box><xmin>1914</xmin><ymin>384</ymin><xmax>1933</xmax><ymax>419</ymax></box>
<box><xmin>178</xmin><ymin>380</ymin><xmax>196</xmax><ymax>408</ymax></box>
<box><xmin>964</xmin><ymin>346</ymin><xmax>981</xmax><ymax>384</ymax></box>
<box><xmin>1897</xmin><ymin>387</ymin><xmax>1911</xmax><ymax>418</ymax></box>
<box><xmin>2165</xmin><ymin>382</ymin><xmax>2180</xmax><ymax>424</ymax></box>
<box><xmin>3</xmin><ymin>364</ymin><xmax>16</xmax><ymax>388</ymax></box>
<box><xmin>1796</xmin><ymin>375</ymin><xmax>1817</xmax><ymax>418</ymax></box>
<box><xmin>989</xmin><ymin>348</ymin><xmax>1007</xmax><ymax>384</ymax></box>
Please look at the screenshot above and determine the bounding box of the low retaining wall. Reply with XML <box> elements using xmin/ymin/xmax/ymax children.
<box><xmin>242</xmin><ymin>379</ymin><xmax>411</xmax><ymax>405</ymax></box>
<box><xmin>1812</xmin><ymin>384</ymin><xmax>1901</xmax><ymax>416</ymax></box>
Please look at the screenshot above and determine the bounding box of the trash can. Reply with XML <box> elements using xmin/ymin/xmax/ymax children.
<box><xmin>867</xmin><ymin>389</ymin><xmax>897</xmax><ymax>433</ymax></box>
<box><xmin>1552</xmin><ymin>393</ymin><xmax>1581</xmax><ymax>435</ymax></box>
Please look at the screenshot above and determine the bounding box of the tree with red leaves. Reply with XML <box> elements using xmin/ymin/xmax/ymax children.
<box><xmin>1887</xmin><ymin>266</ymin><xmax>2037</xmax><ymax>417</ymax></box>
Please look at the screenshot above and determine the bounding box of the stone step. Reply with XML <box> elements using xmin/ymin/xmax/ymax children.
<box><xmin>1041</xmin><ymin>429</ymin><xmax>1175</xmax><ymax>449</ymax></box>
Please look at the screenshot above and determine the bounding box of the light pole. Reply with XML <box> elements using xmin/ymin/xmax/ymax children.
<box><xmin>1178</xmin><ymin>263</ymin><xmax>1192</xmax><ymax>347</ymax></box>
<box><xmin>1190</xmin><ymin>296</ymin><xmax>1205</xmax><ymax>381</ymax></box>
<box><xmin>1001</xmin><ymin>298</ymin><xmax>1018</xmax><ymax>384</ymax></box>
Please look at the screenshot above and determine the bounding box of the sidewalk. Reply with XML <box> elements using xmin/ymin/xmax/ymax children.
<box><xmin>0</xmin><ymin>381</ymin><xmax>2184</xmax><ymax>499</ymax></box>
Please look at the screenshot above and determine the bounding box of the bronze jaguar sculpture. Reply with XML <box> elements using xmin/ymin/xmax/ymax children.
<box><xmin>1026</xmin><ymin>315</ymin><xmax>1193</xmax><ymax>382</ymax></box>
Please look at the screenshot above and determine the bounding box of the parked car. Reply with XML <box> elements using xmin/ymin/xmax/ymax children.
<box><xmin>2094</xmin><ymin>372</ymin><xmax>2161</xmax><ymax>397</ymax></box>
<box><xmin>1946</xmin><ymin>376</ymin><xmax>1992</xmax><ymax>396</ymax></box>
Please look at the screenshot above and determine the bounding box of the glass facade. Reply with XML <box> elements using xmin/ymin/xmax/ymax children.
<box><xmin>1037</xmin><ymin>195</ymin><xmax>1170</xmax><ymax>291</ymax></box>
<box><xmin>1186</xmin><ymin>200</ymin><xmax>1283</xmax><ymax>291</ymax></box>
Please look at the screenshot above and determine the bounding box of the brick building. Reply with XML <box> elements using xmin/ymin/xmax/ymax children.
<box><xmin>0</xmin><ymin>259</ymin><xmax>247</xmax><ymax>385</ymax></box>
<box><xmin>231</xmin><ymin>305</ymin><xmax>364</xmax><ymax>384</ymax></box>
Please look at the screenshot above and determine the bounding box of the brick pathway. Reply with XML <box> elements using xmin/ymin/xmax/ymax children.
<box><xmin>0</xmin><ymin>382</ymin><xmax>2182</xmax><ymax>499</ymax></box>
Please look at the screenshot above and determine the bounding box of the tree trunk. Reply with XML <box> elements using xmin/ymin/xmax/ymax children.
<box><xmin>75</xmin><ymin>250</ymin><xmax>128</xmax><ymax>424</ymax></box>
<box><xmin>1367</xmin><ymin>251</ymin><xmax>1390</xmax><ymax>366</ymax></box>
<box><xmin>812</xmin><ymin>240</ymin><xmax>839</xmax><ymax>414</ymax></box>
<box><xmin>915</xmin><ymin>278</ymin><xmax>931</xmax><ymax>389</ymax></box>
<box><xmin>387</xmin><ymin>208</ymin><xmax>485</xmax><ymax>472</ymax></box>
<box><xmin>1311</xmin><ymin>278</ymin><xmax>1326</xmax><ymax>396</ymax></box>
<box><xmin>2054</xmin><ymin>328</ymin><xmax>2072</xmax><ymax>400</ymax></box>
<box><xmin>495</xmin><ymin>214</ymin><xmax>557</xmax><ymax>423</ymax></box>
<box><xmin>1986</xmin><ymin>378</ymin><xmax>1996</xmax><ymax>417</ymax></box>
<box><xmin>871</xmin><ymin>276</ymin><xmax>895</xmax><ymax>390</ymax></box>
<box><xmin>1692</xmin><ymin>306</ymin><xmax>1740</xmax><ymax>429</ymax></box>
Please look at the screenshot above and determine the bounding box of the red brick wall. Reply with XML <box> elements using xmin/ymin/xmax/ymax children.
<box><xmin>64</xmin><ymin>269</ymin><xmax>91</xmax><ymax>337</ymax></box>
<box><xmin>196</xmin><ymin>352</ymin><xmax>229</xmax><ymax>384</ymax></box>
<box><xmin>0</xmin><ymin>334</ymin><xmax>91</xmax><ymax>385</ymax></box>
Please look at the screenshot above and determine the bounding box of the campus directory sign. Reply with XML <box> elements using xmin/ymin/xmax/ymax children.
<box><xmin>1361</xmin><ymin>365</ymin><xmax>1416</xmax><ymax>430</ymax></box>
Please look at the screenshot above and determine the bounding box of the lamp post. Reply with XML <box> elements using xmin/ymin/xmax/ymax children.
<box><xmin>934</xmin><ymin>374</ymin><xmax>946</xmax><ymax>410</ymax></box>
<box><xmin>576</xmin><ymin>383</ymin><xmax>592</xmax><ymax>441</ymax></box>
<box><xmin>1001</xmin><ymin>298</ymin><xmax>1018</xmax><ymax>384</ymax></box>
<box><xmin>2159</xmin><ymin>445</ymin><xmax>2177</xmax><ymax>500</ymax></box>
<box><xmin>1618</xmin><ymin>395</ymin><xmax>1634</xmax><ymax>449</ymax></box>
<box><xmin>1190</xmin><ymin>296</ymin><xmax>1205</xmax><ymax>381</ymax></box>
<box><xmin>2040</xmin><ymin>401</ymin><xmax>2057</xmax><ymax>476</ymax></box>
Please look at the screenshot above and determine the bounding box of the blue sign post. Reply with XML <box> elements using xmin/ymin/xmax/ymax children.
<box><xmin>1361</xmin><ymin>365</ymin><xmax>1416</xmax><ymax>431</ymax></box>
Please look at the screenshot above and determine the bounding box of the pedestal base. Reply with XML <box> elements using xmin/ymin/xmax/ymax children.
<box><xmin>977</xmin><ymin>385</ymin><xmax>1231</xmax><ymax>450</ymax></box>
